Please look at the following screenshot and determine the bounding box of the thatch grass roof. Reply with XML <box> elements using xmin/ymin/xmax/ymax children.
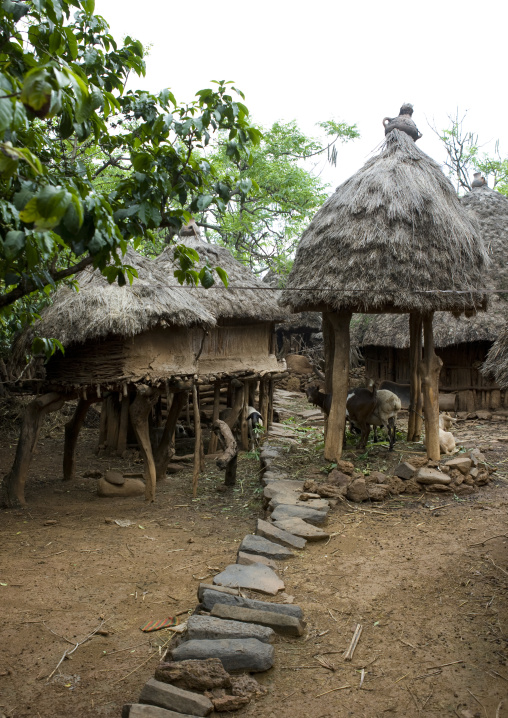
<box><xmin>18</xmin><ymin>248</ymin><xmax>215</xmax><ymax>353</ymax></box>
<box><xmin>262</xmin><ymin>270</ymin><xmax>321</xmax><ymax>332</ymax></box>
<box><xmin>156</xmin><ymin>239</ymin><xmax>287</xmax><ymax>323</ymax></box>
<box><xmin>483</xmin><ymin>325</ymin><xmax>508</xmax><ymax>388</ymax></box>
<box><xmin>282</xmin><ymin>129</ymin><xmax>488</xmax><ymax>315</ymax></box>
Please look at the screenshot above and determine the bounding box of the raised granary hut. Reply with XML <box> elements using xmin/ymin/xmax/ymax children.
<box><xmin>281</xmin><ymin>106</ymin><xmax>488</xmax><ymax>462</ymax></box>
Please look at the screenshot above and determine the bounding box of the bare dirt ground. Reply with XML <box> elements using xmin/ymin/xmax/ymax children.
<box><xmin>0</xmin><ymin>392</ymin><xmax>507</xmax><ymax>718</ymax></box>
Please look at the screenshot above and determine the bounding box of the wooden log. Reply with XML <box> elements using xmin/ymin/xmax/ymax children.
<box><xmin>207</xmin><ymin>381</ymin><xmax>221</xmax><ymax>455</ymax></box>
<box><xmin>240</xmin><ymin>381</ymin><xmax>250</xmax><ymax>451</ymax></box>
<box><xmin>213</xmin><ymin>419</ymin><xmax>238</xmax><ymax>486</ymax></box>
<box><xmin>192</xmin><ymin>384</ymin><xmax>202</xmax><ymax>498</ymax></box>
<box><xmin>63</xmin><ymin>398</ymin><xmax>94</xmax><ymax>481</ymax></box>
<box><xmin>324</xmin><ymin>311</ymin><xmax>351</xmax><ymax>462</ymax></box>
<box><xmin>2</xmin><ymin>393</ymin><xmax>65</xmax><ymax>507</ymax></box>
<box><xmin>116</xmin><ymin>395</ymin><xmax>130</xmax><ymax>454</ymax></box>
<box><xmin>407</xmin><ymin>313</ymin><xmax>423</xmax><ymax>442</ymax></box>
<box><xmin>153</xmin><ymin>392</ymin><xmax>186</xmax><ymax>481</ymax></box>
<box><xmin>129</xmin><ymin>386</ymin><xmax>160</xmax><ymax>502</ymax></box>
<box><xmin>419</xmin><ymin>313</ymin><xmax>442</xmax><ymax>461</ymax></box>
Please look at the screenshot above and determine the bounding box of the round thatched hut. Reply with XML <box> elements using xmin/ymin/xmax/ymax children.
<box><xmin>351</xmin><ymin>185</ymin><xmax>508</xmax><ymax>412</ymax></box>
<box><xmin>281</xmin><ymin>120</ymin><xmax>488</xmax><ymax>461</ymax></box>
<box><xmin>483</xmin><ymin>325</ymin><xmax>508</xmax><ymax>389</ymax></box>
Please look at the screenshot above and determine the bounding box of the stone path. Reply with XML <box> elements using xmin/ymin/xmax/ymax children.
<box><xmin>124</xmin><ymin>424</ymin><xmax>333</xmax><ymax>718</ymax></box>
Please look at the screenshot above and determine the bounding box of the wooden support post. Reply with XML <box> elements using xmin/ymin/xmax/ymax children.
<box><xmin>129</xmin><ymin>386</ymin><xmax>160</xmax><ymax>502</ymax></box>
<box><xmin>2</xmin><ymin>393</ymin><xmax>65</xmax><ymax>507</ymax></box>
<box><xmin>259</xmin><ymin>378</ymin><xmax>269</xmax><ymax>438</ymax></box>
<box><xmin>153</xmin><ymin>392</ymin><xmax>186</xmax><ymax>481</ymax></box>
<box><xmin>322</xmin><ymin>313</ymin><xmax>334</xmax><ymax>441</ymax></box>
<box><xmin>207</xmin><ymin>381</ymin><xmax>221</xmax><ymax>455</ymax></box>
<box><xmin>116</xmin><ymin>394</ymin><xmax>130</xmax><ymax>455</ymax></box>
<box><xmin>407</xmin><ymin>313</ymin><xmax>423</xmax><ymax>442</ymax></box>
<box><xmin>268</xmin><ymin>379</ymin><xmax>274</xmax><ymax>429</ymax></box>
<box><xmin>212</xmin><ymin>420</ymin><xmax>238</xmax><ymax>486</ymax></box>
<box><xmin>324</xmin><ymin>311</ymin><xmax>351</xmax><ymax>463</ymax></box>
<box><xmin>240</xmin><ymin>381</ymin><xmax>250</xmax><ymax>451</ymax></box>
<box><xmin>419</xmin><ymin>313</ymin><xmax>443</xmax><ymax>461</ymax></box>
<box><xmin>98</xmin><ymin>399</ymin><xmax>107</xmax><ymax>448</ymax></box>
<box><xmin>105</xmin><ymin>394</ymin><xmax>121</xmax><ymax>451</ymax></box>
<box><xmin>63</xmin><ymin>398</ymin><xmax>93</xmax><ymax>481</ymax></box>
<box><xmin>192</xmin><ymin>384</ymin><xmax>202</xmax><ymax>498</ymax></box>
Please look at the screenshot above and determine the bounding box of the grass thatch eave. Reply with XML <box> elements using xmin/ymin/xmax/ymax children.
<box><xmin>16</xmin><ymin>248</ymin><xmax>216</xmax><ymax>355</ymax></box>
<box><xmin>482</xmin><ymin>323</ymin><xmax>508</xmax><ymax>388</ymax></box>
<box><xmin>156</xmin><ymin>239</ymin><xmax>287</xmax><ymax>324</ymax></box>
<box><xmin>282</xmin><ymin>129</ymin><xmax>489</xmax><ymax>316</ymax></box>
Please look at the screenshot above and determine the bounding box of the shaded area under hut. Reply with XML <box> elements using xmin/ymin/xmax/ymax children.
<box><xmin>350</xmin><ymin>184</ymin><xmax>508</xmax><ymax>412</ymax></box>
<box><xmin>4</xmin><ymin>242</ymin><xmax>286</xmax><ymax>507</ymax></box>
<box><xmin>281</xmin><ymin>106</ymin><xmax>488</xmax><ymax>462</ymax></box>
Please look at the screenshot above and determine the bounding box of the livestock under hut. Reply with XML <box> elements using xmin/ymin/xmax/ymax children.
<box><xmin>350</xmin><ymin>185</ymin><xmax>508</xmax><ymax>412</ymax></box>
<box><xmin>281</xmin><ymin>105</ymin><xmax>488</xmax><ymax>462</ymax></box>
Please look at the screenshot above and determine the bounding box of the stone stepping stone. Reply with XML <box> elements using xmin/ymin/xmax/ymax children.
<box><xmin>443</xmin><ymin>457</ymin><xmax>472</xmax><ymax>474</ymax></box>
<box><xmin>155</xmin><ymin>658</ymin><xmax>231</xmax><ymax>692</ymax></box>
<box><xmin>213</xmin><ymin>562</ymin><xmax>285</xmax><ymax>595</ymax></box>
<box><xmin>200</xmin><ymin>589</ymin><xmax>303</xmax><ymax>619</ymax></box>
<box><xmin>271</xmin><ymin>517</ymin><xmax>330</xmax><ymax>541</ymax></box>
<box><xmin>256</xmin><ymin>519</ymin><xmax>306</xmax><ymax>550</ymax></box>
<box><xmin>124</xmin><ymin>705</ymin><xmax>202</xmax><ymax>718</ymax></box>
<box><xmin>270</xmin><ymin>504</ymin><xmax>328</xmax><ymax>525</ymax></box>
<box><xmin>139</xmin><ymin>678</ymin><xmax>213</xmax><ymax>716</ymax></box>
<box><xmin>269</xmin><ymin>495</ymin><xmax>330</xmax><ymax>511</ymax></box>
<box><xmin>415</xmin><ymin>468</ymin><xmax>452</xmax><ymax>485</ymax></box>
<box><xmin>186</xmin><ymin>615</ymin><xmax>274</xmax><ymax>643</ymax></box>
<box><xmin>237</xmin><ymin>551</ymin><xmax>278</xmax><ymax>569</ymax></box>
<box><xmin>197</xmin><ymin>583</ymin><xmax>240</xmax><ymax>601</ymax></box>
<box><xmin>263</xmin><ymin>481</ymin><xmax>305</xmax><ymax>498</ymax></box>
<box><xmin>238</xmin><ymin>534</ymin><xmax>294</xmax><ymax>560</ymax></box>
<box><xmin>211</xmin><ymin>603</ymin><xmax>305</xmax><ymax>637</ymax></box>
<box><xmin>261</xmin><ymin>471</ymin><xmax>289</xmax><ymax>485</ymax></box>
<box><xmin>170</xmin><ymin>638</ymin><xmax>274</xmax><ymax>673</ymax></box>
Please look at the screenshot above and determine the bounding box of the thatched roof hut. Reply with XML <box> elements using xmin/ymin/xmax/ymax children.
<box><xmin>280</xmin><ymin>122</ymin><xmax>489</xmax><ymax>461</ymax></box>
<box><xmin>483</xmin><ymin>325</ymin><xmax>508</xmax><ymax>389</ymax></box>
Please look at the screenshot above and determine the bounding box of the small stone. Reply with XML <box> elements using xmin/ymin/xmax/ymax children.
<box><xmin>444</xmin><ymin>457</ymin><xmax>472</xmax><ymax>475</ymax></box>
<box><xmin>335</xmin><ymin>460</ymin><xmax>355</xmax><ymax>475</ymax></box>
<box><xmin>139</xmin><ymin>678</ymin><xmax>213</xmax><ymax>716</ymax></box>
<box><xmin>440</xmin><ymin>465</ymin><xmax>450</xmax><ymax>473</ymax></box>
<box><xmin>261</xmin><ymin>471</ymin><xmax>289</xmax><ymax>485</ymax></box>
<box><xmin>154</xmin><ymin>658</ymin><xmax>231</xmax><ymax>692</ymax></box>
<box><xmin>425</xmin><ymin>484</ymin><xmax>452</xmax><ymax>492</ymax></box>
<box><xmin>326</xmin><ymin>469</ymin><xmax>352</xmax><ymax>487</ymax></box>
<box><xmin>186</xmin><ymin>615</ymin><xmax>274</xmax><ymax>643</ymax></box>
<box><xmin>312</xmin><ymin>483</ymin><xmax>348</xmax><ymax>499</ymax></box>
<box><xmin>454</xmin><ymin>484</ymin><xmax>476</xmax><ymax>495</ymax></box>
<box><xmin>237</xmin><ymin>551</ymin><xmax>278</xmax><ymax>569</ymax></box>
<box><xmin>470</xmin><ymin>467</ymin><xmax>479</xmax><ymax>479</ymax></box>
<box><xmin>470</xmin><ymin>448</ymin><xmax>487</xmax><ymax>466</ymax></box>
<box><xmin>256</xmin><ymin>519</ymin><xmax>306</xmax><ymax>550</ymax></box>
<box><xmin>105</xmin><ymin>469</ymin><xmax>125</xmax><ymax>486</ymax></box>
<box><xmin>475</xmin><ymin>470</ymin><xmax>490</xmax><ymax>486</ymax></box>
<box><xmin>200</xmin><ymin>589</ymin><xmax>303</xmax><ymax>619</ymax></box>
<box><xmin>263</xmin><ymin>481</ymin><xmax>305</xmax><ymax>498</ymax></box>
<box><xmin>83</xmin><ymin>469</ymin><xmax>102</xmax><ymax>479</ymax></box>
<box><xmin>166</xmin><ymin>463</ymin><xmax>184</xmax><ymax>474</ymax></box>
<box><xmin>211</xmin><ymin>694</ymin><xmax>250</xmax><ymax>712</ymax></box>
<box><xmin>170</xmin><ymin>638</ymin><xmax>274</xmax><ymax>673</ymax></box>
<box><xmin>299</xmin><ymin>492</ymin><xmax>321</xmax><ymax>500</ymax></box>
<box><xmin>197</xmin><ymin>584</ymin><xmax>240</xmax><ymax>601</ymax></box>
<box><xmin>270</xmin><ymin>504</ymin><xmax>328</xmax><ymax>525</ymax></box>
<box><xmin>230</xmin><ymin>674</ymin><xmax>267</xmax><ymax>698</ymax></box>
<box><xmin>403</xmin><ymin>479</ymin><xmax>424</xmax><ymax>494</ymax></box>
<box><xmin>366</xmin><ymin>471</ymin><xmax>388</xmax><ymax>484</ymax></box>
<box><xmin>125</xmin><ymin>704</ymin><xmax>201</xmax><ymax>718</ymax></box>
<box><xmin>394</xmin><ymin>462</ymin><xmax>416</xmax><ymax>480</ymax></box>
<box><xmin>463</xmin><ymin>476</ymin><xmax>475</xmax><ymax>486</ymax></box>
<box><xmin>239</xmin><ymin>534</ymin><xmax>294</xmax><ymax>560</ymax></box>
<box><xmin>367</xmin><ymin>484</ymin><xmax>390</xmax><ymax>501</ymax></box>
<box><xmin>271</xmin><ymin>518</ymin><xmax>329</xmax><ymax>541</ymax></box>
<box><xmin>97</xmin><ymin>477</ymin><xmax>145</xmax><ymax>497</ymax></box>
<box><xmin>213</xmin><ymin>563</ymin><xmax>285</xmax><ymax>595</ymax></box>
<box><xmin>346</xmin><ymin>478</ymin><xmax>369</xmax><ymax>502</ymax></box>
<box><xmin>210</xmin><ymin>603</ymin><xmax>305</xmax><ymax>637</ymax></box>
<box><xmin>415</xmin><ymin>468</ymin><xmax>452</xmax><ymax>485</ymax></box>
<box><xmin>386</xmin><ymin>476</ymin><xmax>406</xmax><ymax>495</ymax></box>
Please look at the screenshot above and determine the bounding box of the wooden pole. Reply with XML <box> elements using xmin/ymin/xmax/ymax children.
<box><xmin>240</xmin><ymin>381</ymin><xmax>250</xmax><ymax>450</ymax></box>
<box><xmin>105</xmin><ymin>394</ymin><xmax>120</xmax><ymax>452</ymax></box>
<box><xmin>259</xmin><ymin>378</ymin><xmax>269</xmax><ymax>437</ymax></box>
<box><xmin>419</xmin><ymin>313</ymin><xmax>443</xmax><ymax>460</ymax></box>
<box><xmin>63</xmin><ymin>398</ymin><xmax>93</xmax><ymax>481</ymax></box>
<box><xmin>98</xmin><ymin>399</ymin><xmax>107</xmax><ymax>448</ymax></box>
<box><xmin>192</xmin><ymin>384</ymin><xmax>201</xmax><ymax>497</ymax></box>
<box><xmin>324</xmin><ymin>311</ymin><xmax>351</xmax><ymax>463</ymax></box>
<box><xmin>117</xmin><ymin>394</ymin><xmax>130</xmax><ymax>454</ymax></box>
<box><xmin>129</xmin><ymin>386</ymin><xmax>159</xmax><ymax>502</ymax></box>
<box><xmin>322</xmin><ymin>313</ymin><xmax>334</xmax><ymax>441</ymax></box>
<box><xmin>207</xmin><ymin>380</ymin><xmax>221</xmax><ymax>454</ymax></box>
<box><xmin>153</xmin><ymin>391</ymin><xmax>186</xmax><ymax>481</ymax></box>
<box><xmin>407</xmin><ymin>313</ymin><xmax>423</xmax><ymax>442</ymax></box>
<box><xmin>268</xmin><ymin>379</ymin><xmax>274</xmax><ymax>429</ymax></box>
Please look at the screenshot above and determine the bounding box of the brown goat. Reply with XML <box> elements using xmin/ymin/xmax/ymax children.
<box><xmin>346</xmin><ymin>385</ymin><xmax>378</xmax><ymax>450</ymax></box>
<box><xmin>305</xmin><ymin>385</ymin><xmax>332</xmax><ymax>416</ymax></box>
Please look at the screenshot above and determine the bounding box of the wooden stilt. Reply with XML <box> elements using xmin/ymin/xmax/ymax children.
<box><xmin>268</xmin><ymin>379</ymin><xmax>274</xmax><ymax>429</ymax></box>
<box><xmin>240</xmin><ymin>381</ymin><xmax>250</xmax><ymax>451</ymax></box>
<box><xmin>419</xmin><ymin>313</ymin><xmax>443</xmax><ymax>460</ymax></box>
<box><xmin>2</xmin><ymin>393</ymin><xmax>65</xmax><ymax>507</ymax></box>
<box><xmin>105</xmin><ymin>394</ymin><xmax>120</xmax><ymax>451</ymax></box>
<box><xmin>129</xmin><ymin>386</ymin><xmax>160</xmax><ymax>502</ymax></box>
<box><xmin>63</xmin><ymin>398</ymin><xmax>93</xmax><ymax>481</ymax></box>
<box><xmin>116</xmin><ymin>394</ymin><xmax>130</xmax><ymax>455</ymax></box>
<box><xmin>154</xmin><ymin>391</ymin><xmax>186</xmax><ymax>481</ymax></box>
<box><xmin>324</xmin><ymin>311</ymin><xmax>351</xmax><ymax>463</ymax></box>
<box><xmin>212</xmin><ymin>420</ymin><xmax>238</xmax><ymax>486</ymax></box>
<box><xmin>407</xmin><ymin>313</ymin><xmax>423</xmax><ymax>442</ymax></box>
<box><xmin>98</xmin><ymin>399</ymin><xmax>107</xmax><ymax>448</ymax></box>
<box><xmin>207</xmin><ymin>381</ymin><xmax>221</xmax><ymax>454</ymax></box>
<box><xmin>192</xmin><ymin>384</ymin><xmax>201</xmax><ymax>498</ymax></box>
<box><xmin>322</xmin><ymin>313</ymin><xmax>334</xmax><ymax>441</ymax></box>
<box><xmin>259</xmin><ymin>378</ymin><xmax>269</xmax><ymax>437</ymax></box>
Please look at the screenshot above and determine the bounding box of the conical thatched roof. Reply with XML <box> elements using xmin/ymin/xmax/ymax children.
<box><xmin>483</xmin><ymin>324</ymin><xmax>508</xmax><ymax>388</ymax></box>
<box><xmin>262</xmin><ymin>270</ymin><xmax>321</xmax><ymax>333</ymax></box>
<box><xmin>281</xmin><ymin>129</ymin><xmax>488</xmax><ymax>315</ymax></box>
<box><xmin>18</xmin><ymin>248</ymin><xmax>215</xmax><ymax>353</ymax></box>
<box><xmin>156</xmin><ymin>239</ymin><xmax>287</xmax><ymax>323</ymax></box>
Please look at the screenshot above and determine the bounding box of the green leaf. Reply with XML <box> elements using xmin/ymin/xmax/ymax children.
<box><xmin>215</xmin><ymin>266</ymin><xmax>229</xmax><ymax>288</ymax></box>
<box><xmin>20</xmin><ymin>68</ymin><xmax>52</xmax><ymax>113</ymax></box>
<box><xmin>3</xmin><ymin>230</ymin><xmax>26</xmax><ymax>259</ymax></box>
<box><xmin>64</xmin><ymin>26</ymin><xmax>79</xmax><ymax>60</ymax></box>
<box><xmin>83</xmin><ymin>0</ymin><xmax>95</xmax><ymax>12</ymax></box>
<box><xmin>199</xmin><ymin>266</ymin><xmax>214</xmax><ymax>289</ymax></box>
<box><xmin>0</xmin><ymin>98</ymin><xmax>14</xmax><ymax>134</ymax></box>
<box><xmin>2</xmin><ymin>0</ymin><xmax>30</xmax><ymax>21</ymax></box>
<box><xmin>196</xmin><ymin>194</ymin><xmax>213</xmax><ymax>211</ymax></box>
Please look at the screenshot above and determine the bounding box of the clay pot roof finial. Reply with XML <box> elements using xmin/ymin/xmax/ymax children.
<box><xmin>383</xmin><ymin>103</ymin><xmax>422</xmax><ymax>142</ymax></box>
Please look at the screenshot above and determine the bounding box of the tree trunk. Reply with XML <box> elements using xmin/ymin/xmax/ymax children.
<box><xmin>322</xmin><ymin>313</ymin><xmax>334</xmax><ymax>441</ymax></box>
<box><xmin>212</xmin><ymin>419</ymin><xmax>238</xmax><ymax>486</ymax></box>
<box><xmin>407</xmin><ymin>313</ymin><xmax>423</xmax><ymax>442</ymax></box>
<box><xmin>129</xmin><ymin>386</ymin><xmax>160</xmax><ymax>502</ymax></box>
<box><xmin>2</xmin><ymin>393</ymin><xmax>65</xmax><ymax>507</ymax></box>
<box><xmin>153</xmin><ymin>391</ymin><xmax>186</xmax><ymax>481</ymax></box>
<box><xmin>419</xmin><ymin>313</ymin><xmax>443</xmax><ymax>460</ymax></box>
<box><xmin>207</xmin><ymin>381</ymin><xmax>221</xmax><ymax>454</ymax></box>
<box><xmin>192</xmin><ymin>384</ymin><xmax>202</xmax><ymax>498</ymax></box>
<box><xmin>63</xmin><ymin>398</ymin><xmax>94</xmax><ymax>481</ymax></box>
<box><xmin>324</xmin><ymin>311</ymin><xmax>351</xmax><ymax>463</ymax></box>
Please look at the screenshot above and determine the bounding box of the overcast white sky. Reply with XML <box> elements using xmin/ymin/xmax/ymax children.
<box><xmin>96</xmin><ymin>0</ymin><xmax>508</xmax><ymax>192</ymax></box>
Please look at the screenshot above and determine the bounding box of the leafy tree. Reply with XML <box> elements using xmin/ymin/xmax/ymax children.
<box><xmin>193</xmin><ymin>119</ymin><xmax>359</xmax><ymax>274</ymax></box>
<box><xmin>0</xmin><ymin>0</ymin><xmax>261</xmax><ymax>322</ymax></box>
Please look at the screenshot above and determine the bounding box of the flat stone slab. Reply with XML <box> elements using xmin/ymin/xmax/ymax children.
<box><xmin>270</xmin><ymin>504</ymin><xmax>328</xmax><ymax>525</ymax></box>
<box><xmin>125</xmin><ymin>705</ymin><xmax>202</xmax><ymax>718</ymax></box>
<box><xmin>170</xmin><ymin>639</ymin><xmax>274</xmax><ymax>673</ymax></box>
<box><xmin>443</xmin><ymin>457</ymin><xmax>472</xmax><ymax>474</ymax></box>
<box><xmin>211</xmin><ymin>603</ymin><xmax>305</xmax><ymax>637</ymax></box>
<box><xmin>263</xmin><ymin>481</ymin><xmax>305</xmax><ymax>498</ymax></box>
<box><xmin>213</xmin><ymin>563</ymin><xmax>285</xmax><ymax>595</ymax></box>
<box><xmin>394</xmin><ymin>462</ymin><xmax>416</xmax><ymax>480</ymax></box>
<box><xmin>239</xmin><ymin>534</ymin><xmax>294</xmax><ymax>560</ymax></box>
<box><xmin>237</xmin><ymin>551</ymin><xmax>278</xmax><ymax>569</ymax></box>
<box><xmin>271</xmin><ymin>517</ymin><xmax>330</xmax><ymax>541</ymax></box>
<box><xmin>415</xmin><ymin>468</ymin><xmax>452</xmax><ymax>485</ymax></box>
<box><xmin>261</xmin><ymin>471</ymin><xmax>289</xmax><ymax>485</ymax></box>
<box><xmin>269</xmin><ymin>495</ymin><xmax>330</xmax><ymax>511</ymax></box>
<box><xmin>200</xmin><ymin>589</ymin><xmax>303</xmax><ymax>619</ymax></box>
<box><xmin>256</xmin><ymin>519</ymin><xmax>306</xmax><ymax>550</ymax></box>
<box><xmin>186</xmin><ymin>614</ymin><xmax>274</xmax><ymax>643</ymax></box>
<box><xmin>139</xmin><ymin>678</ymin><xmax>213</xmax><ymax>716</ymax></box>
<box><xmin>154</xmin><ymin>658</ymin><xmax>231</xmax><ymax>692</ymax></box>
<box><xmin>197</xmin><ymin>583</ymin><xmax>240</xmax><ymax>602</ymax></box>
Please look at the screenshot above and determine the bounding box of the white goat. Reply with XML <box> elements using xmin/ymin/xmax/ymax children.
<box><xmin>424</xmin><ymin>413</ymin><xmax>456</xmax><ymax>455</ymax></box>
